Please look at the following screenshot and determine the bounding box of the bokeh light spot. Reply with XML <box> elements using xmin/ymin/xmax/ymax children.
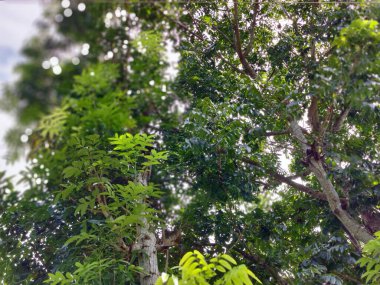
<box><xmin>78</xmin><ymin>3</ymin><xmax>86</xmax><ymax>12</ymax></box>
<box><xmin>72</xmin><ymin>57</ymin><xmax>80</xmax><ymax>65</ymax></box>
<box><xmin>52</xmin><ymin>65</ymin><xmax>62</xmax><ymax>75</ymax></box>
<box><xmin>20</xmin><ymin>135</ymin><xmax>28</xmax><ymax>143</ymax></box>
<box><xmin>64</xmin><ymin>8</ymin><xmax>73</xmax><ymax>17</ymax></box>
<box><xmin>42</xmin><ymin>61</ymin><xmax>51</xmax><ymax>69</ymax></box>
<box><xmin>61</xmin><ymin>0</ymin><xmax>70</xmax><ymax>9</ymax></box>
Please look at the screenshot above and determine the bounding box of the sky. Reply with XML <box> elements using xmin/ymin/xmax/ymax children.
<box><xmin>0</xmin><ymin>1</ymin><xmax>43</xmax><ymax>178</ymax></box>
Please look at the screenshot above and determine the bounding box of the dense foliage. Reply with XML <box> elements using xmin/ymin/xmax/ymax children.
<box><xmin>1</xmin><ymin>1</ymin><xmax>380</xmax><ymax>284</ymax></box>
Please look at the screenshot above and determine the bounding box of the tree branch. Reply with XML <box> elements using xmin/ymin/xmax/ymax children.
<box><xmin>332</xmin><ymin>106</ymin><xmax>351</xmax><ymax>132</ymax></box>
<box><xmin>308</xmin><ymin>96</ymin><xmax>320</xmax><ymax>133</ymax></box>
<box><xmin>243</xmin><ymin>0</ymin><xmax>260</xmax><ymax>56</ymax></box>
<box><xmin>167</xmin><ymin>16</ymin><xmax>246</xmax><ymax>76</ymax></box>
<box><xmin>320</xmin><ymin>103</ymin><xmax>334</xmax><ymax>140</ymax></box>
<box><xmin>289</xmin><ymin>121</ymin><xmax>373</xmax><ymax>243</ymax></box>
<box><xmin>93</xmin><ymin>184</ymin><xmax>130</xmax><ymax>254</ymax></box>
<box><xmin>332</xmin><ymin>271</ymin><xmax>363</xmax><ymax>285</ymax></box>
<box><xmin>263</xmin><ymin>130</ymin><xmax>290</xmax><ymax>136</ymax></box>
<box><xmin>241</xmin><ymin>157</ymin><xmax>327</xmax><ymax>201</ymax></box>
<box><xmin>257</xmin><ymin>127</ymin><xmax>308</xmax><ymax>137</ymax></box>
<box><xmin>289</xmin><ymin>120</ymin><xmax>309</xmax><ymax>153</ymax></box>
<box><xmin>233</xmin><ymin>247</ymin><xmax>290</xmax><ymax>285</ymax></box>
<box><xmin>232</xmin><ymin>0</ymin><xmax>257</xmax><ymax>79</ymax></box>
<box><xmin>244</xmin><ymin>120</ymin><xmax>310</xmax><ymax>140</ymax></box>
<box><xmin>189</xmin><ymin>9</ymin><xmax>233</xmax><ymax>47</ymax></box>
<box><xmin>272</xmin><ymin>171</ymin><xmax>328</xmax><ymax>201</ymax></box>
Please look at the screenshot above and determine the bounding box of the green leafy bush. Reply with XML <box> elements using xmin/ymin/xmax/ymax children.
<box><xmin>358</xmin><ymin>231</ymin><xmax>380</xmax><ymax>284</ymax></box>
<box><xmin>156</xmin><ymin>250</ymin><xmax>261</xmax><ymax>285</ymax></box>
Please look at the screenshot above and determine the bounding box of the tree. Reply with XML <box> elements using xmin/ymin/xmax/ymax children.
<box><xmin>1</xmin><ymin>1</ymin><xmax>380</xmax><ymax>285</ymax></box>
<box><xmin>169</xmin><ymin>1</ymin><xmax>380</xmax><ymax>283</ymax></box>
<box><xmin>1</xmin><ymin>1</ymin><xmax>180</xmax><ymax>283</ymax></box>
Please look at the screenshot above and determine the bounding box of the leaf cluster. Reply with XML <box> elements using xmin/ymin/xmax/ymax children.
<box><xmin>156</xmin><ymin>250</ymin><xmax>261</xmax><ymax>285</ymax></box>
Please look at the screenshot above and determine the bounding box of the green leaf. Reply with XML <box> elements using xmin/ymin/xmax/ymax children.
<box><xmin>62</xmin><ymin>166</ymin><xmax>81</xmax><ymax>179</ymax></box>
<box><xmin>219</xmin><ymin>259</ymin><xmax>232</xmax><ymax>270</ymax></box>
<box><xmin>180</xmin><ymin>252</ymin><xmax>195</xmax><ymax>266</ymax></box>
<box><xmin>247</xmin><ymin>268</ymin><xmax>262</xmax><ymax>284</ymax></box>
<box><xmin>216</xmin><ymin>265</ymin><xmax>226</xmax><ymax>273</ymax></box>
<box><xmin>221</xmin><ymin>254</ymin><xmax>237</xmax><ymax>265</ymax></box>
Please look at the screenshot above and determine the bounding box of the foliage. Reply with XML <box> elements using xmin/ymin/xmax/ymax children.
<box><xmin>0</xmin><ymin>62</ymin><xmax>168</xmax><ymax>283</ymax></box>
<box><xmin>357</xmin><ymin>231</ymin><xmax>380</xmax><ymax>284</ymax></box>
<box><xmin>156</xmin><ymin>251</ymin><xmax>261</xmax><ymax>285</ymax></box>
<box><xmin>44</xmin><ymin>259</ymin><xmax>140</xmax><ymax>285</ymax></box>
<box><xmin>1</xmin><ymin>1</ymin><xmax>380</xmax><ymax>285</ymax></box>
<box><xmin>37</xmin><ymin>65</ymin><xmax>166</xmax><ymax>283</ymax></box>
<box><xmin>170</xmin><ymin>2</ymin><xmax>380</xmax><ymax>284</ymax></box>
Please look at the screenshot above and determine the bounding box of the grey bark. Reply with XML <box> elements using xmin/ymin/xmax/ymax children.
<box><xmin>289</xmin><ymin>120</ymin><xmax>373</xmax><ymax>244</ymax></box>
<box><xmin>134</xmin><ymin>172</ymin><xmax>160</xmax><ymax>285</ymax></box>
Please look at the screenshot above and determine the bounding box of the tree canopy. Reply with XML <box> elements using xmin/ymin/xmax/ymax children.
<box><xmin>1</xmin><ymin>1</ymin><xmax>380</xmax><ymax>284</ymax></box>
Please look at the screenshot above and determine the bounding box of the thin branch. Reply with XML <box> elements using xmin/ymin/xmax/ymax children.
<box><xmin>166</xmin><ymin>16</ymin><xmax>247</xmax><ymax>76</ymax></box>
<box><xmin>263</xmin><ymin>130</ymin><xmax>290</xmax><ymax>136</ymax></box>
<box><xmin>218</xmin><ymin>53</ymin><xmax>247</xmax><ymax>75</ymax></box>
<box><xmin>233</xmin><ymin>248</ymin><xmax>290</xmax><ymax>285</ymax></box>
<box><xmin>341</xmin><ymin>224</ymin><xmax>362</xmax><ymax>253</ymax></box>
<box><xmin>243</xmin><ymin>0</ymin><xmax>260</xmax><ymax>56</ymax></box>
<box><xmin>332</xmin><ymin>106</ymin><xmax>351</xmax><ymax>132</ymax></box>
<box><xmin>187</xmin><ymin>7</ymin><xmax>233</xmax><ymax>46</ymax></box>
<box><xmin>93</xmin><ymin>184</ymin><xmax>130</xmax><ymax>254</ymax></box>
<box><xmin>289</xmin><ymin>120</ymin><xmax>309</xmax><ymax>152</ymax></box>
<box><xmin>332</xmin><ymin>271</ymin><xmax>363</xmax><ymax>285</ymax></box>
<box><xmin>286</xmin><ymin>169</ymin><xmax>311</xmax><ymax>179</ymax></box>
<box><xmin>321</xmin><ymin>45</ymin><xmax>336</xmax><ymax>59</ymax></box>
<box><xmin>241</xmin><ymin>157</ymin><xmax>327</xmax><ymax>201</ymax></box>
<box><xmin>243</xmin><ymin>157</ymin><xmax>353</xmax><ymax>209</ymax></box>
<box><xmin>232</xmin><ymin>0</ymin><xmax>257</xmax><ymax>79</ymax></box>
<box><xmin>280</xmin><ymin>3</ymin><xmax>300</xmax><ymax>36</ymax></box>
<box><xmin>269</xmin><ymin>169</ymin><xmax>328</xmax><ymax>201</ymax></box>
<box><xmin>170</xmin><ymin>17</ymin><xmax>204</xmax><ymax>41</ymax></box>
<box><xmin>188</xmin><ymin>6</ymin><xmax>248</xmax><ymax>76</ymax></box>
<box><xmin>320</xmin><ymin>103</ymin><xmax>334</xmax><ymax>139</ymax></box>
<box><xmin>246</xmin><ymin>126</ymin><xmax>309</xmax><ymax>137</ymax></box>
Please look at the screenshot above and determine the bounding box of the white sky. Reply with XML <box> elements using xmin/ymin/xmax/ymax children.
<box><xmin>0</xmin><ymin>1</ymin><xmax>43</xmax><ymax>178</ymax></box>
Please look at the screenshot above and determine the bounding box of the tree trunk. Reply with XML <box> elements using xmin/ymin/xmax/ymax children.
<box><xmin>136</xmin><ymin>223</ymin><xmax>160</xmax><ymax>285</ymax></box>
<box><xmin>134</xmin><ymin>172</ymin><xmax>160</xmax><ymax>285</ymax></box>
